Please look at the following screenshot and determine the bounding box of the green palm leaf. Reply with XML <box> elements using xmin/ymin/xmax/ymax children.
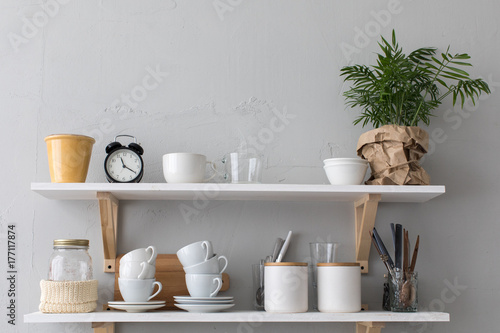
<box><xmin>340</xmin><ymin>30</ymin><xmax>491</xmax><ymax>127</ymax></box>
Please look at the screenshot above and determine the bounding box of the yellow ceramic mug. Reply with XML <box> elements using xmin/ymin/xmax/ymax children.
<box><xmin>44</xmin><ymin>134</ymin><xmax>95</xmax><ymax>183</ymax></box>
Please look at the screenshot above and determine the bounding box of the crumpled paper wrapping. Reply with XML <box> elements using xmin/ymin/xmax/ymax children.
<box><xmin>356</xmin><ymin>125</ymin><xmax>430</xmax><ymax>185</ymax></box>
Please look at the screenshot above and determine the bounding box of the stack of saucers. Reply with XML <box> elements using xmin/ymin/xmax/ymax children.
<box><xmin>174</xmin><ymin>295</ymin><xmax>234</xmax><ymax>313</ymax></box>
<box><xmin>108</xmin><ymin>300</ymin><xmax>165</xmax><ymax>313</ymax></box>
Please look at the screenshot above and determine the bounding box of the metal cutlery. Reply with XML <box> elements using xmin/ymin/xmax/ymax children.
<box><xmin>271</xmin><ymin>238</ymin><xmax>284</xmax><ymax>262</ymax></box>
<box><xmin>276</xmin><ymin>231</ymin><xmax>292</xmax><ymax>263</ymax></box>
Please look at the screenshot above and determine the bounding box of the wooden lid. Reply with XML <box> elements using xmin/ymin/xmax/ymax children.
<box><xmin>265</xmin><ymin>262</ymin><xmax>308</xmax><ymax>266</ymax></box>
<box><xmin>317</xmin><ymin>262</ymin><xmax>360</xmax><ymax>267</ymax></box>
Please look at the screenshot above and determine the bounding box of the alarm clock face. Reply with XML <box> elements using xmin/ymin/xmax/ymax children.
<box><xmin>105</xmin><ymin>148</ymin><xmax>143</xmax><ymax>182</ymax></box>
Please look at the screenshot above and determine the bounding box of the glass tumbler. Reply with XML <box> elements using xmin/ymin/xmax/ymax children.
<box><xmin>389</xmin><ymin>269</ymin><xmax>418</xmax><ymax>312</ymax></box>
<box><xmin>222</xmin><ymin>152</ymin><xmax>262</xmax><ymax>183</ymax></box>
<box><xmin>252</xmin><ymin>263</ymin><xmax>265</xmax><ymax>310</ymax></box>
<box><xmin>309</xmin><ymin>242</ymin><xmax>339</xmax><ymax>310</ymax></box>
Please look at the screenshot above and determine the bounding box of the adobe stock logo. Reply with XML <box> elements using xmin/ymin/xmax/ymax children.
<box><xmin>8</xmin><ymin>0</ymin><xmax>72</xmax><ymax>52</ymax></box>
<box><xmin>213</xmin><ymin>0</ymin><xmax>244</xmax><ymax>21</ymax></box>
<box><xmin>109</xmin><ymin>65</ymin><xmax>169</xmax><ymax>109</ymax></box>
<box><xmin>238</xmin><ymin>106</ymin><xmax>297</xmax><ymax>155</ymax></box>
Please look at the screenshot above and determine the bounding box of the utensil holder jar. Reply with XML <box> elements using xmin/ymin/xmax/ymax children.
<box><xmin>264</xmin><ymin>262</ymin><xmax>308</xmax><ymax>313</ymax></box>
<box><xmin>389</xmin><ymin>270</ymin><xmax>418</xmax><ymax>312</ymax></box>
<box><xmin>317</xmin><ymin>263</ymin><xmax>361</xmax><ymax>313</ymax></box>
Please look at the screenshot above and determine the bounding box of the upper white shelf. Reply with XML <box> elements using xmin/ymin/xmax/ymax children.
<box><xmin>24</xmin><ymin>310</ymin><xmax>450</xmax><ymax>323</ymax></box>
<box><xmin>31</xmin><ymin>183</ymin><xmax>445</xmax><ymax>203</ymax></box>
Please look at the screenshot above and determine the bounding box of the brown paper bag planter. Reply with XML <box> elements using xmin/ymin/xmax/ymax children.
<box><xmin>357</xmin><ymin>125</ymin><xmax>430</xmax><ymax>185</ymax></box>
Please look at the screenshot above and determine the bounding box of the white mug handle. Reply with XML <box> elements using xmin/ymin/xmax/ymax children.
<box><xmin>201</xmin><ymin>241</ymin><xmax>213</xmax><ymax>262</ymax></box>
<box><xmin>209</xmin><ymin>277</ymin><xmax>223</xmax><ymax>297</ymax></box>
<box><xmin>146</xmin><ymin>246</ymin><xmax>157</xmax><ymax>264</ymax></box>
<box><xmin>147</xmin><ymin>281</ymin><xmax>162</xmax><ymax>301</ymax></box>
<box><xmin>218</xmin><ymin>255</ymin><xmax>228</xmax><ymax>274</ymax></box>
<box><xmin>138</xmin><ymin>261</ymin><xmax>148</xmax><ymax>279</ymax></box>
<box><xmin>203</xmin><ymin>161</ymin><xmax>218</xmax><ymax>182</ymax></box>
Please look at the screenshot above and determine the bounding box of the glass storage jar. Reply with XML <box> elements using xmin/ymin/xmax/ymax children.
<box><xmin>48</xmin><ymin>239</ymin><xmax>93</xmax><ymax>281</ymax></box>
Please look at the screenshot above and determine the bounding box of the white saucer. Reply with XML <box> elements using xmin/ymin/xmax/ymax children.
<box><xmin>108</xmin><ymin>301</ymin><xmax>165</xmax><ymax>306</ymax></box>
<box><xmin>175</xmin><ymin>303</ymin><xmax>235</xmax><ymax>313</ymax></box>
<box><xmin>175</xmin><ymin>298</ymin><xmax>234</xmax><ymax>304</ymax></box>
<box><xmin>174</xmin><ymin>296</ymin><xmax>234</xmax><ymax>301</ymax></box>
<box><xmin>108</xmin><ymin>303</ymin><xmax>165</xmax><ymax>313</ymax></box>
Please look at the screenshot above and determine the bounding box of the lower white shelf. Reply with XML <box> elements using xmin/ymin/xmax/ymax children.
<box><xmin>25</xmin><ymin>310</ymin><xmax>450</xmax><ymax>323</ymax></box>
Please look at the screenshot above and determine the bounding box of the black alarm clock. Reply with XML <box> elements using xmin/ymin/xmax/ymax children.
<box><xmin>104</xmin><ymin>135</ymin><xmax>144</xmax><ymax>183</ymax></box>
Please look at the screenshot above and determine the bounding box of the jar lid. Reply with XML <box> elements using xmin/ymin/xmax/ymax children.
<box><xmin>317</xmin><ymin>262</ymin><xmax>360</xmax><ymax>267</ymax></box>
<box><xmin>53</xmin><ymin>239</ymin><xmax>89</xmax><ymax>247</ymax></box>
<box><xmin>264</xmin><ymin>262</ymin><xmax>308</xmax><ymax>266</ymax></box>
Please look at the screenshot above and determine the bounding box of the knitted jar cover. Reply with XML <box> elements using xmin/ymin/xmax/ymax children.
<box><xmin>39</xmin><ymin>280</ymin><xmax>98</xmax><ymax>313</ymax></box>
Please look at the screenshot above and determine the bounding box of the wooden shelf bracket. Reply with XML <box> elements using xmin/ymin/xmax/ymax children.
<box><xmin>356</xmin><ymin>321</ymin><xmax>386</xmax><ymax>333</ymax></box>
<box><xmin>92</xmin><ymin>322</ymin><xmax>115</xmax><ymax>333</ymax></box>
<box><xmin>354</xmin><ymin>193</ymin><xmax>381</xmax><ymax>274</ymax></box>
<box><xmin>97</xmin><ymin>192</ymin><xmax>119</xmax><ymax>273</ymax></box>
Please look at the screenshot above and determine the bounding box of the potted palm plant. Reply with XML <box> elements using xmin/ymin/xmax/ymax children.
<box><xmin>341</xmin><ymin>30</ymin><xmax>490</xmax><ymax>185</ymax></box>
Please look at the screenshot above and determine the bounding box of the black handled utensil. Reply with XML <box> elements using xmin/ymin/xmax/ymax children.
<box><xmin>370</xmin><ymin>231</ymin><xmax>396</xmax><ymax>281</ymax></box>
<box><xmin>372</xmin><ymin>227</ymin><xmax>394</xmax><ymax>268</ymax></box>
<box><xmin>390</xmin><ymin>223</ymin><xmax>396</xmax><ymax>249</ymax></box>
<box><xmin>395</xmin><ymin>224</ymin><xmax>403</xmax><ymax>269</ymax></box>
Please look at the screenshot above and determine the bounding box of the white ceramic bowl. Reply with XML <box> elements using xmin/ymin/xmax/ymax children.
<box><xmin>323</xmin><ymin>158</ymin><xmax>368</xmax><ymax>166</ymax></box>
<box><xmin>323</xmin><ymin>162</ymin><xmax>368</xmax><ymax>185</ymax></box>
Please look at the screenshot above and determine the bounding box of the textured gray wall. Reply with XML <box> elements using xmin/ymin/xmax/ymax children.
<box><xmin>1</xmin><ymin>0</ymin><xmax>499</xmax><ymax>332</ymax></box>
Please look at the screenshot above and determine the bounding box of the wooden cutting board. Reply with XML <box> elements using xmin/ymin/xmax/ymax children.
<box><xmin>114</xmin><ymin>254</ymin><xmax>230</xmax><ymax>310</ymax></box>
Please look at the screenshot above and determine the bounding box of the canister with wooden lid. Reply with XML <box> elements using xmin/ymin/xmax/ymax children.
<box><xmin>264</xmin><ymin>262</ymin><xmax>308</xmax><ymax>313</ymax></box>
<box><xmin>317</xmin><ymin>262</ymin><xmax>361</xmax><ymax>313</ymax></box>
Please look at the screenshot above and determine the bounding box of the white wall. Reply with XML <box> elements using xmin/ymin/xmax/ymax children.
<box><xmin>1</xmin><ymin>0</ymin><xmax>499</xmax><ymax>332</ymax></box>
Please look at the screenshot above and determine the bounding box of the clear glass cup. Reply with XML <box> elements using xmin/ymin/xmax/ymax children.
<box><xmin>222</xmin><ymin>152</ymin><xmax>262</xmax><ymax>184</ymax></box>
<box><xmin>48</xmin><ymin>239</ymin><xmax>93</xmax><ymax>281</ymax></box>
<box><xmin>389</xmin><ymin>269</ymin><xmax>418</xmax><ymax>312</ymax></box>
<box><xmin>309</xmin><ymin>242</ymin><xmax>340</xmax><ymax>310</ymax></box>
<box><xmin>252</xmin><ymin>263</ymin><xmax>265</xmax><ymax>310</ymax></box>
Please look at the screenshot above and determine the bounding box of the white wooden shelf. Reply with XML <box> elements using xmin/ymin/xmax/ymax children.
<box><xmin>31</xmin><ymin>183</ymin><xmax>445</xmax><ymax>203</ymax></box>
<box><xmin>30</xmin><ymin>182</ymin><xmax>446</xmax><ymax>274</ymax></box>
<box><xmin>29</xmin><ymin>183</ymin><xmax>448</xmax><ymax>333</ymax></box>
<box><xmin>24</xmin><ymin>310</ymin><xmax>450</xmax><ymax>323</ymax></box>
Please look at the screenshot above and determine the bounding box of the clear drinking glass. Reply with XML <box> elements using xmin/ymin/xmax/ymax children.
<box><xmin>222</xmin><ymin>152</ymin><xmax>262</xmax><ymax>184</ymax></box>
<box><xmin>389</xmin><ymin>269</ymin><xmax>418</xmax><ymax>312</ymax></box>
<box><xmin>252</xmin><ymin>263</ymin><xmax>265</xmax><ymax>310</ymax></box>
<box><xmin>309</xmin><ymin>242</ymin><xmax>339</xmax><ymax>310</ymax></box>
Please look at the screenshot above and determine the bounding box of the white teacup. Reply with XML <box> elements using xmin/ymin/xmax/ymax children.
<box><xmin>185</xmin><ymin>274</ymin><xmax>223</xmax><ymax>298</ymax></box>
<box><xmin>118</xmin><ymin>278</ymin><xmax>162</xmax><ymax>302</ymax></box>
<box><xmin>183</xmin><ymin>255</ymin><xmax>228</xmax><ymax>274</ymax></box>
<box><xmin>121</xmin><ymin>246</ymin><xmax>157</xmax><ymax>264</ymax></box>
<box><xmin>120</xmin><ymin>261</ymin><xmax>156</xmax><ymax>279</ymax></box>
<box><xmin>177</xmin><ymin>241</ymin><xmax>214</xmax><ymax>267</ymax></box>
<box><xmin>163</xmin><ymin>153</ymin><xmax>217</xmax><ymax>183</ymax></box>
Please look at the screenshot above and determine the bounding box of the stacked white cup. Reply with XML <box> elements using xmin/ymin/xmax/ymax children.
<box><xmin>119</xmin><ymin>246</ymin><xmax>163</xmax><ymax>302</ymax></box>
<box><xmin>177</xmin><ymin>241</ymin><xmax>228</xmax><ymax>297</ymax></box>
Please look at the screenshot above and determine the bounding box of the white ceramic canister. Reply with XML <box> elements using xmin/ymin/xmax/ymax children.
<box><xmin>317</xmin><ymin>262</ymin><xmax>361</xmax><ymax>313</ymax></box>
<box><xmin>264</xmin><ymin>262</ymin><xmax>308</xmax><ymax>313</ymax></box>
